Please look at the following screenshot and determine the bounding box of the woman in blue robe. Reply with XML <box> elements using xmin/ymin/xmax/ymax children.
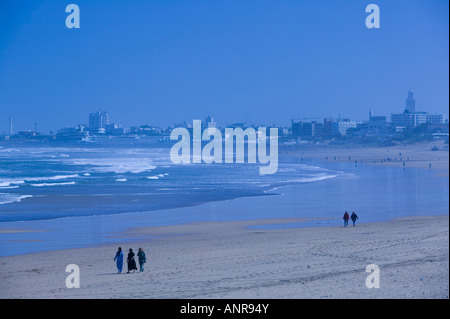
<box><xmin>114</xmin><ymin>247</ymin><xmax>124</xmax><ymax>273</ymax></box>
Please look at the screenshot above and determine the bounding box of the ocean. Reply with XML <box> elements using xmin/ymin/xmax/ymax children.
<box><xmin>0</xmin><ymin>138</ymin><xmax>448</xmax><ymax>256</ymax></box>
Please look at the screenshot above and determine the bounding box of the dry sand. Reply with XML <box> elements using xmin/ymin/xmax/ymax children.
<box><xmin>0</xmin><ymin>215</ymin><xmax>448</xmax><ymax>299</ymax></box>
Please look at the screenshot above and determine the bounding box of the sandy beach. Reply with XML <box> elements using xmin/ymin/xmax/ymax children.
<box><xmin>281</xmin><ymin>140</ymin><xmax>449</xmax><ymax>172</ymax></box>
<box><xmin>0</xmin><ymin>142</ymin><xmax>448</xmax><ymax>299</ymax></box>
<box><xmin>0</xmin><ymin>214</ymin><xmax>448</xmax><ymax>299</ymax></box>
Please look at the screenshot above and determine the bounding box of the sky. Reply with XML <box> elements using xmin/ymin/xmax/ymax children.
<box><xmin>0</xmin><ymin>0</ymin><xmax>448</xmax><ymax>133</ymax></box>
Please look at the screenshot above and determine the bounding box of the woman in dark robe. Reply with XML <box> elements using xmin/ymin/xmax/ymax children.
<box><xmin>127</xmin><ymin>248</ymin><xmax>138</xmax><ymax>273</ymax></box>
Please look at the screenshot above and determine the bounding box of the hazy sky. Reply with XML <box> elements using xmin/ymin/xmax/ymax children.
<box><xmin>0</xmin><ymin>0</ymin><xmax>448</xmax><ymax>133</ymax></box>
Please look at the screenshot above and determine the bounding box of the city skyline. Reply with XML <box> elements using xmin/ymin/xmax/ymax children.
<box><xmin>2</xmin><ymin>89</ymin><xmax>447</xmax><ymax>136</ymax></box>
<box><xmin>0</xmin><ymin>0</ymin><xmax>448</xmax><ymax>133</ymax></box>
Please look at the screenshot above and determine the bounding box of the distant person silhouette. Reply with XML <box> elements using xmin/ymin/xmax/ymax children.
<box><xmin>114</xmin><ymin>247</ymin><xmax>124</xmax><ymax>274</ymax></box>
<box><xmin>127</xmin><ymin>248</ymin><xmax>138</xmax><ymax>273</ymax></box>
<box><xmin>343</xmin><ymin>211</ymin><xmax>349</xmax><ymax>227</ymax></box>
<box><xmin>350</xmin><ymin>212</ymin><xmax>359</xmax><ymax>226</ymax></box>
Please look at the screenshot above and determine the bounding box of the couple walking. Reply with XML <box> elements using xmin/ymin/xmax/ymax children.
<box><xmin>343</xmin><ymin>211</ymin><xmax>358</xmax><ymax>227</ymax></box>
<box><xmin>113</xmin><ymin>247</ymin><xmax>147</xmax><ymax>274</ymax></box>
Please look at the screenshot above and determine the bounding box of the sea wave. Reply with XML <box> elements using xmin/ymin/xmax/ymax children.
<box><xmin>0</xmin><ymin>194</ymin><xmax>33</xmax><ymax>205</ymax></box>
<box><xmin>0</xmin><ymin>175</ymin><xmax>79</xmax><ymax>188</ymax></box>
<box><xmin>146</xmin><ymin>173</ymin><xmax>167</xmax><ymax>180</ymax></box>
<box><xmin>286</xmin><ymin>174</ymin><xmax>338</xmax><ymax>183</ymax></box>
<box><xmin>30</xmin><ymin>182</ymin><xmax>76</xmax><ymax>187</ymax></box>
<box><xmin>0</xmin><ymin>180</ymin><xmax>25</xmax><ymax>187</ymax></box>
<box><xmin>67</xmin><ymin>158</ymin><xmax>157</xmax><ymax>174</ymax></box>
<box><xmin>24</xmin><ymin>174</ymin><xmax>79</xmax><ymax>182</ymax></box>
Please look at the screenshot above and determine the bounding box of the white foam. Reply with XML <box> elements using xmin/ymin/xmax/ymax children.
<box><xmin>146</xmin><ymin>173</ymin><xmax>166</xmax><ymax>180</ymax></box>
<box><xmin>24</xmin><ymin>174</ymin><xmax>79</xmax><ymax>182</ymax></box>
<box><xmin>0</xmin><ymin>180</ymin><xmax>25</xmax><ymax>187</ymax></box>
<box><xmin>67</xmin><ymin>158</ymin><xmax>157</xmax><ymax>174</ymax></box>
<box><xmin>0</xmin><ymin>194</ymin><xmax>33</xmax><ymax>205</ymax></box>
<box><xmin>288</xmin><ymin>174</ymin><xmax>338</xmax><ymax>183</ymax></box>
<box><xmin>116</xmin><ymin>178</ymin><xmax>127</xmax><ymax>182</ymax></box>
<box><xmin>30</xmin><ymin>182</ymin><xmax>76</xmax><ymax>187</ymax></box>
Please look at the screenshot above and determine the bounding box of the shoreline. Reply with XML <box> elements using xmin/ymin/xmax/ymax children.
<box><xmin>0</xmin><ymin>142</ymin><xmax>448</xmax><ymax>298</ymax></box>
<box><xmin>280</xmin><ymin>140</ymin><xmax>449</xmax><ymax>172</ymax></box>
<box><xmin>0</xmin><ymin>141</ymin><xmax>448</xmax><ymax>257</ymax></box>
<box><xmin>0</xmin><ymin>214</ymin><xmax>448</xmax><ymax>298</ymax></box>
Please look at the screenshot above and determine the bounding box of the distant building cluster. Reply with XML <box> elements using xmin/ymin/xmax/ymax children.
<box><xmin>1</xmin><ymin>90</ymin><xmax>448</xmax><ymax>142</ymax></box>
<box><xmin>290</xmin><ymin>90</ymin><xmax>447</xmax><ymax>141</ymax></box>
<box><xmin>390</xmin><ymin>91</ymin><xmax>444</xmax><ymax>130</ymax></box>
<box><xmin>53</xmin><ymin>110</ymin><xmax>125</xmax><ymax>141</ymax></box>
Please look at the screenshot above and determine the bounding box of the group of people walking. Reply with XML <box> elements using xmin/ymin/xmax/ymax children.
<box><xmin>112</xmin><ymin>213</ymin><xmax>358</xmax><ymax>273</ymax></box>
<box><xmin>114</xmin><ymin>247</ymin><xmax>146</xmax><ymax>274</ymax></box>
<box><xmin>343</xmin><ymin>211</ymin><xmax>358</xmax><ymax>227</ymax></box>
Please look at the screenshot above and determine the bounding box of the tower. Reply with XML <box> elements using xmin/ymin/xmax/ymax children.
<box><xmin>405</xmin><ymin>90</ymin><xmax>415</xmax><ymax>114</ymax></box>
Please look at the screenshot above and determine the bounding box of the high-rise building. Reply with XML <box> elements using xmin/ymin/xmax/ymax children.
<box><xmin>405</xmin><ymin>90</ymin><xmax>416</xmax><ymax>113</ymax></box>
<box><xmin>292</xmin><ymin>120</ymin><xmax>324</xmax><ymax>138</ymax></box>
<box><xmin>323</xmin><ymin>118</ymin><xmax>357</xmax><ymax>136</ymax></box>
<box><xmin>337</xmin><ymin>119</ymin><xmax>357</xmax><ymax>136</ymax></box>
<box><xmin>89</xmin><ymin>110</ymin><xmax>109</xmax><ymax>133</ymax></box>
<box><xmin>291</xmin><ymin>120</ymin><xmax>303</xmax><ymax>137</ymax></box>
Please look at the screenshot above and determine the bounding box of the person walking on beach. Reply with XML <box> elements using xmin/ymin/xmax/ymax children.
<box><xmin>127</xmin><ymin>248</ymin><xmax>138</xmax><ymax>273</ymax></box>
<box><xmin>137</xmin><ymin>248</ymin><xmax>146</xmax><ymax>272</ymax></box>
<box><xmin>351</xmin><ymin>212</ymin><xmax>358</xmax><ymax>227</ymax></box>
<box><xmin>343</xmin><ymin>211</ymin><xmax>349</xmax><ymax>227</ymax></box>
<box><xmin>114</xmin><ymin>247</ymin><xmax>124</xmax><ymax>274</ymax></box>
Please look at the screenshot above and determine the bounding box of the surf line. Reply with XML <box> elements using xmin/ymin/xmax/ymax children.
<box><xmin>169</xmin><ymin>120</ymin><xmax>278</xmax><ymax>175</ymax></box>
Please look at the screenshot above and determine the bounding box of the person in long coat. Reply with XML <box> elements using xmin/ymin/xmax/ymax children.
<box><xmin>127</xmin><ymin>248</ymin><xmax>138</xmax><ymax>273</ymax></box>
<box><xmin>114</xmin><ymin>247</ymin><xmax>124</xmax><ymax>273</ymax></box>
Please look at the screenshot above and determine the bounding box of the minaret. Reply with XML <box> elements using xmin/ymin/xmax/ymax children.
<box><xmin>405</xmin><ymin>90</ymin><xmax>416</xmax><ymax>114</ymax></box>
